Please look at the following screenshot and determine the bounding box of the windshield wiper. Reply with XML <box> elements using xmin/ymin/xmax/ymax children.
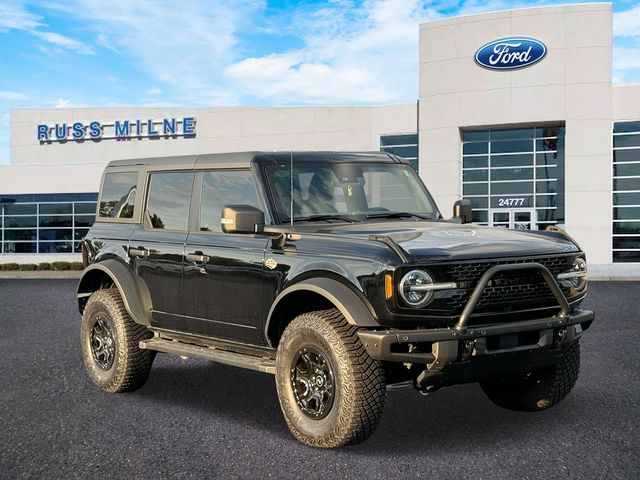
<box><xmin>365</xmin><ymin>212</ymin><xmax>431</xmax><ymax>220</ymax></box>
<box><xmin>287</xmin><ymin>214</ymin><xmax>359</xmax><ymax>224</ymax></box>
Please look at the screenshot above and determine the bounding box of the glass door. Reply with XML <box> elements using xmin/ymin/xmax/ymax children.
<box><xmin>512</xmin><ymin>209</ymin><xmax>535</xmax><ymax>230</ymax></box>
<box><xmin>491</xmin><ymin>210</ymin><xmax>510</xmax><ymax>228</ymax></box>
<box><xmin>490</xmin><ymin>209</ymin><xmax>536</xmax><ymax>230</ymax></box>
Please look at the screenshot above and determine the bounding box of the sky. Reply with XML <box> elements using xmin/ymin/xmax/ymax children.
<box><xmin>0</xmin><ymin>0</ymin><xmax>639</xmax><ymax>164</ymax></box>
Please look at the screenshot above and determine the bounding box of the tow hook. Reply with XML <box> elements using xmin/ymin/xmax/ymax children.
<box><xmin>558</xmin><ymin>326</ymin><xmax>576</xmax><ymax>345</ymax></box>
<box><xmin>460</xmin><ymin>340</ymin><xmax>475</xmax><ymax>361</ymax></box>
<box><xmin>558</xmin><ymin>328</ymin><xmax>567</xmax><ymax>342</ymax></box>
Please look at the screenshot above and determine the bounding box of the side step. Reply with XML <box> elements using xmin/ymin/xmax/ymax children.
<box><xmin>139</xmin><ymin>337</ymin><xmax>276</xmax><ymax>374</ymax></box>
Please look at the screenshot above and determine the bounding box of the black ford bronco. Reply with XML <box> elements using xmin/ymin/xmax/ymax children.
<box><xmin>77</xmin><ymin>151</ymin><xmax>594</xmax><ymax>448</ymax></box>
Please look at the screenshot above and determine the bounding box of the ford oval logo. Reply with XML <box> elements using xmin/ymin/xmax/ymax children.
<box><xmin>475</xmin><ymin>37</ymin><xmax>547</xmax><ymax>70</ymax></box>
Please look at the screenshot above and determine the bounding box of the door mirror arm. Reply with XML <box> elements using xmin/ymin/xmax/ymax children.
<box><xmin>262</xmin><ymin>227</ymin><xmax>302</xmax><ymax>249</ymax></box>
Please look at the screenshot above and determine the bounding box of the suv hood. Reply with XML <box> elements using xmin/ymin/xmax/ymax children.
<box><xmin>314</xmin><ymin>221</ymin><xmax>579</xmax><ymax>261</ymax></box>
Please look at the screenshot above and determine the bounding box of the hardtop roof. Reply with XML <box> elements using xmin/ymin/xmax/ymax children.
<box><xmin>105</xmin><ymin>151</ymin><xmax>398</xmax><ymax>170</ymax></box>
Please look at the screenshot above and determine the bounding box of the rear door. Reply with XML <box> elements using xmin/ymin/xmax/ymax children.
<box><xmin>129</xmin><ymin>171</ymin><xmax>195</xmax><ymax>332</ymax></box>
<box><xmin>183</xmin><ymin>169</ymin><xmax>269</xmax><ymax>344</ymax></box>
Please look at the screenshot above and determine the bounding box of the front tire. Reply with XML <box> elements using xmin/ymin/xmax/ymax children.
<box><xmin>275</xmin><ymin>309</ymin><xmax>386</xmax><ymax>448</ymax></box>
<box><xmin>81</xmin><ymin>288</ymin><xmax>155</xmax><ymax>393</ymax></box>
<box><xmin>480</xmin><ymin>340</ymin><xmax>580</xmax><ymax>411</ymax></box>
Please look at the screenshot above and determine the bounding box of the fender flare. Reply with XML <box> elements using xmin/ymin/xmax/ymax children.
<box><xmin>265</xmin><ymin>277</ymin><xmax>379</xmax><ymax>345</ymax></box>
<box><xmin>77</xmin><ymin>259</ymin><xmax>153</xmax><ymax>326</ymax></box>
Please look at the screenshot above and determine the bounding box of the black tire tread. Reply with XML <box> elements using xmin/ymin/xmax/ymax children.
<box><xmin>276</xmin><ymin>308</ymin><xmax>386</xmax><ymax>447</ymax></box>
<box><xmin>481</xmin><ymin>340</ymin><xmax>580</xmax><ymax>411</ymax></box>
<box><xmin>82</xmin><ymin>288</ymin><xmax>155</xmax><ymax>393</ymax></box>
<box><xmin>548</xmin><ymin>340</ymin><xmax>581</xmax><ymax>405</ymax></box>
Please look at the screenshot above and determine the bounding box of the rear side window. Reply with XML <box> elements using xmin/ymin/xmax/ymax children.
<box><xmin>99</xmin><ymin>172</ymin><xmax>138</xmax><ymax>219</ymax></box>
<box><xmin>200</xmin><ymin>170</ymin><xmax>260</xmax><ymax>232</ymax></box>
<box><xmin>146</xmin><ymin>172</ymin><xmax>194</xmax><ymax>230</ymax></box>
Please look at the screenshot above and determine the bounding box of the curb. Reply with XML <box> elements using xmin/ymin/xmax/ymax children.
<box><xmin>0</xmin><ymin>271</ymin><xmax>82</xmax><ymax>279</ymax></box>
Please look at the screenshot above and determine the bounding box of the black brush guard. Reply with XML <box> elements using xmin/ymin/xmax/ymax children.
<box><xmin>358</xmin><ymin>263</ymin><xmax>595</xmax><ymax>375</ymax></box>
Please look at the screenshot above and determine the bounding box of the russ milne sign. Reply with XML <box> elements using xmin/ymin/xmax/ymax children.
<box><xmin>475</xmin><ymin>37</ymin><xmax>547</xmax><ymax>70</ymax></box>
<box><xmin>37</xmin><ymin>116</ymin><xmax>196</xmax><ymax>142</ymax></box>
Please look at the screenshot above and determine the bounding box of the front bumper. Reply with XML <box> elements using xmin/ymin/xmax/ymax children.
<box><xmin>358</xmin><ymin>308</ymin><xmax>594</xmax><ymax>364</ymax></box>
<box><xmin>358</xmin><ymin>262</ymin><xmax>595</xmax><ymax>387</ymax></box>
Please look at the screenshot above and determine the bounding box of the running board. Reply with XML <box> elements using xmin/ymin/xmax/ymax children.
<box><xmin>139</xmin><ymin>337</ymin><xmax>276</xmax><ymax>374</ymax></box>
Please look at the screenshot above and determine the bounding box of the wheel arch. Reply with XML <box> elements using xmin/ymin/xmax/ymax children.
<box><xmin>77</xmin><ymin>259</ymin><xmax>152</xmax><ymax>326</ymax></box>
<box><xmin>265</xmin><ymin>277</ymin><xmax>379</xmax><ymax>347</ymax></box>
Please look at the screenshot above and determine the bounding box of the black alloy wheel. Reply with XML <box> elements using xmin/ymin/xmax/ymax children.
<box><xmin>290</xmin><ymin>346</ymin><xmax>335</xmax><ymax>419</ymax></box>
<box><xmin>90</xmin><ymin>314</ymin><xmax>115</xmax><ymax>370</ymax></box>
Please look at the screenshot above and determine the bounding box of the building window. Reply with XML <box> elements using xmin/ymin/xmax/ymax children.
<box><xmin>461</xmin><ymin>126</ymin><xmax>565</xmax><ymax>230</ymax></box>
<box><xmin>0</xmin><ymin>193</ymin><xmax>97</xmax><ymax>254</ymax></box>
<box><xmin>380</xmin><ymin>134</ymin><xmax>418</xmax><ymax>172</ymax></box>
<box><xmin>613</xmin><ymin>121</ymin><xmax>640</xmax><ymax>263</ymax></box>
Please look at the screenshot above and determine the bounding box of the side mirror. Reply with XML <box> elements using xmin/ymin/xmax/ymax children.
<box><xmin>221</xmin><ymin>205</ymin><xmax>265</xmax><ymax>234</ymax></box>
<box><xmin>453</xmin><ymin>199</ymin><xmax>473</xmax><ymax>224</ymax></box>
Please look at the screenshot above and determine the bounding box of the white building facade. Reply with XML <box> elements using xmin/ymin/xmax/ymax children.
<box><xmin>1</xmin><ymin>3</ymin><xmax>638</xmax><ymax>270</ymax></box>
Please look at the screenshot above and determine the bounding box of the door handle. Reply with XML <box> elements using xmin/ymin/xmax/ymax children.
<box><xmin>129</xmin><ymin>247</ymin><xmax>150</xmax><ymax>258</ymax></box>
<box><xmin>186</xmin><ymin>253</ymin><xmax>210</xmax><ymax>263</ymax></box>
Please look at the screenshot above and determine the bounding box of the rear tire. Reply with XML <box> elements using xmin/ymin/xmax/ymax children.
<box><xmin>480</xmin><ymin>340</ymin><xmax>580</xmax><ymax>411</ymax></box>
<box><xmin>275</xmin><ymin>309</ymin><xmax>386</xmax><ymax>448</ymax></box>
<box><xmin>81</xmin><ymin>288</ymin><xmax>155</xmax><ymax>393</ymax></box>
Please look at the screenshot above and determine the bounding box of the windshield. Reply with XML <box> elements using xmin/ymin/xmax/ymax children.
<box><xmin>265</xmin><ymin>161</ymin><xmax>437</xmax><ymax>223</ymax></box>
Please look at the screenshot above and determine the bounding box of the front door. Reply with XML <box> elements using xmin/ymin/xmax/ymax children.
<box><xmin>183</xmin><ymin>169</ymin><xmax>269</xmax><ymax>344</ymax></box>
<box><xmin>490</xmin><ymin>209</ymin><xmax>536</xmax><ymax>230</ymax></box>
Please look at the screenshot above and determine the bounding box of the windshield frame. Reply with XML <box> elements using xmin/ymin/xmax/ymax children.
<box><xmin>256</xmin><ymin>157</ymin><xmax>442</xmax><ymax>225</ymax></box>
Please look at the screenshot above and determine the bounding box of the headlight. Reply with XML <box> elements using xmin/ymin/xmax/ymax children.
<box><xmin>398</xmin><ymin>270</ymin><xmax>457</xmax><ymax>307</ymax></box>
<box><xmin>399</xmin><ymin>270</ymin><xmax>435</xmax><ymax>307</ymax></box>
<box><xmin>557</xmin><ymin>256</ymin><xmax>587</xmax><ymax>290</ymax></box>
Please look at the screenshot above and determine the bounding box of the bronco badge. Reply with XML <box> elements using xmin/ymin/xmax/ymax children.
<box><xmin>265</xmin><ymin>258</ymin><xmax>278</xmax><ymax>269</ymax></box>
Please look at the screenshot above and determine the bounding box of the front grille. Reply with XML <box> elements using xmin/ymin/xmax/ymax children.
<box><xmin>441</xmin><ymin>255</ymin><xmax>575</xmax><ymax>317</ymax></box>
<box><xmin>444</xmin><ymin>255</ymin><xmax>571</xmax><ymax>283</ymax></box>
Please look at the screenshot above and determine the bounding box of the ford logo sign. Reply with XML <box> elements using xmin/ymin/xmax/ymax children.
<box><xmin>475</xmin><ymin>37</ymin><xmax>547</xmax><ymax>71</ymax></box>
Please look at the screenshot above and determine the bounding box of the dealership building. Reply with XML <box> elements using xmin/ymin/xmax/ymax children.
<box><xmin>0</xmin><ymin>2</ymin><xmax>638</xmax><ymax>272</ymax></box>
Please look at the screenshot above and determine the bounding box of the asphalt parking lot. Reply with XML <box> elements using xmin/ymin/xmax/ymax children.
<box><xmin>0</xmin><ymin>280</ymin><xmax>638</xmax><ymax>479</ymax></box>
